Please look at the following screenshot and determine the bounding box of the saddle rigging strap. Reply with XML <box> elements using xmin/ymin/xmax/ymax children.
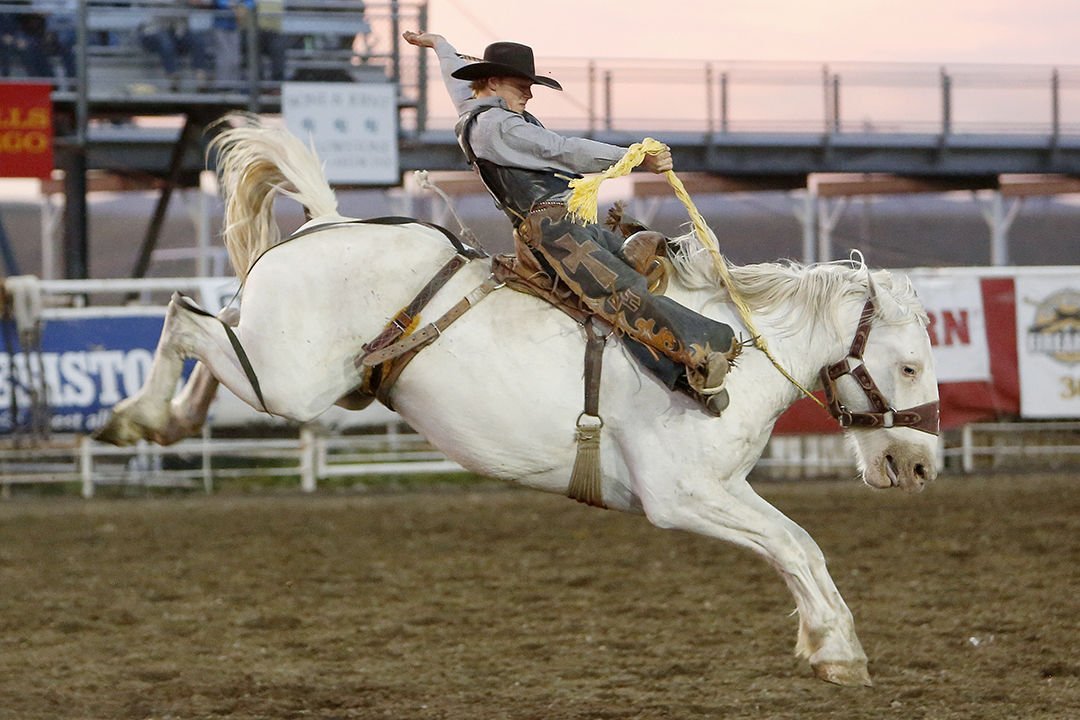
<box><xmin>173</xmin><ymin>293</ymin><xmax>271</xmax><ymax>414</ymax></box>
<box><xmin>361</xmin><ymin>254</ymin><xmax>470</xmax><ymax>358</ymax></box>
<box><xmin>356</xmin><ymin>264</ymin><xmax>502</xmax><ymax>409</ymax></box>
<box><xmin>285</xmin><ymin>216</ymin><xmax>487</xmax><ymax>259</ymax></box>
<box><xmin>358</xmin><ymin>274</ymin><xmax>501</xmax><ymax>368</ymax></box>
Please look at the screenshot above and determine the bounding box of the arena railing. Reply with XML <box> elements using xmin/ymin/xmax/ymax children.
<box><xmin>955</xmin><ymin>422</ymin><xmax>1080</xmax><ymax>473</ymax></box>
<box><xmin>0</xmin><ymin>425</ymin><xmax>466</xmax><ymax>498</ymax></box>
<box><xmin>6</xmin><ymin>418</ymin><xmax>1077</xmax><ymax>497</ymax></box>
<box><xmin>3</xmin><ymin>1</ymin><xmax>1076</xmax><ymax>139</ymax></box>
<box><xmin>3</xmin><ymin>276</ymin><xmax>1078</xmax><ymax>495</ymax></box>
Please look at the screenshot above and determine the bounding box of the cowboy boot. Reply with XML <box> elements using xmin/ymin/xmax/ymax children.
<box><xmin>682</xmin><ymin>349</ymin><xmax>732</xmax><ymax>417</ymax></box>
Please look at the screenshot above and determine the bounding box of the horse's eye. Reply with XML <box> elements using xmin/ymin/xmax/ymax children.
<box><xmin>902</xmin><ymin>366</ymin><xmax>918</xmax><ymax>377</ymax></box>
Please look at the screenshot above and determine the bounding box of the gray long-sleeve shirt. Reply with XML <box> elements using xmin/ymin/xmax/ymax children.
<box><xmin>432</xmin><ymin>38</ymin><xmax>627</xmax><ymax>176</ymax></box>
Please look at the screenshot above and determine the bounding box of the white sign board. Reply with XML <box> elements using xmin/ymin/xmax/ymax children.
<box><xmin>1015</xmin><ymin>274</ymin><xmax>1080</xmax><ymax>418</ymax></box>
<box><xmin>282</xmin><ymin>82</ymin><xmax>399</xmax><ymax>185</ymax></box>
<box><xmin>908</xmin><ymin>272</ymin><xmax>991</xmax><ymax>383</ymax></box>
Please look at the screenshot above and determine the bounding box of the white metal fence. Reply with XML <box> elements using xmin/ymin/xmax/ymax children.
<box><xmin>2</xmin><ymin>276</ymin><xmax>1078</xmax><ymax>496</ymax></box>
<box><xmin>0</xmin><ymin>423</ymin><xmax>465</xmax><ymax>498</ymax></box>
<box><xmin>4</xmin><ymin>420</ymin><xmax>1078</xmax><ymax>498</ymax></box>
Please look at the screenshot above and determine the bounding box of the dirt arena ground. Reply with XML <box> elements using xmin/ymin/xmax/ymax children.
<box><xmin>0</xmin><ymin>471</ymin><xmax>1077</xmax><ymax>720</ymax></box>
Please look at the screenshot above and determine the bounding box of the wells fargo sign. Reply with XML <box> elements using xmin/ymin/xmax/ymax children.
<box><xmin>0</xmin><ymin>83</ymin><xmax>54</xmax><ymax>179</ymax></box>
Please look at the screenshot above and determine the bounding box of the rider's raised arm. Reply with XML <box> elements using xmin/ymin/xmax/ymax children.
<box><xmin>403</xmin><ymin>31</ymin><xmax>473</xmax><ymax>113</ymax></box>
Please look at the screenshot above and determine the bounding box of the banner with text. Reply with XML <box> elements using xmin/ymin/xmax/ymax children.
<box><xmin>908</xmin><ymin>272</ymin><xmax>991</xmax><ymax>383</ymax></box>
<box><xmin>0</xmin><ymin>313</ymin><xmax>176</xmax><ymax>435</ymax></box>
<box><xmin>0</xmin><ymin>83</ymin><xmax>53</xmax><ymax>178</ymax></box>
<box><xmin>1015</xmin><ymin>274</ymin><xmax>1080</xmax><ymax>418</ymax></box>
<box><xmin>282</xmin><ymin>82</ymin><xmax>399</xmax><ymax>185</ymax></box>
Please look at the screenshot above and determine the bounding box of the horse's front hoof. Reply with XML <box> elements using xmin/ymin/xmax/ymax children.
<box><xmin>813</xmin><ymin>660</ymin><xmax>873</xmax><ymax>687</ymax></box>
<box><xmin>91</xmin><ymin>413</ymin><xmax>142</xmax><ymax>447</ymax></box>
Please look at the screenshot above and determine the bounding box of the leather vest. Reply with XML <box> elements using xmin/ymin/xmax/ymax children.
<box><xmin>458</xmin><ymin>106</ymin><xmax>579</xmax><ymax>226</ymax></box>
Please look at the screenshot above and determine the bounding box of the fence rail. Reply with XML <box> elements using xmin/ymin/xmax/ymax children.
<box><xmin>0</xmin><ymin>425</ymin><xmax>467</xmax><ymax>498</ymax></box>
<box><xmin>3</xmin><ymin>1</ymin><xmax>1079</xmax><ymax>138</ymax></box>
<box><xmin>4</xmin><ymin>420</ymin><xmax>1078</xmax><ymax>498</ymax></box>
<box><xmin>413</xmin><ymin>56</ymin><xmax>1080</xmax><ymax>139</ymax></box>
<box><xmin>3</xmin><ymin>274</ymin><xmax>1079</xmax><ymax>497</ymax></box>
<box><xmin>956</xmin><ymin>421</ymin><xmax>1080</xmax><ymax>472</ymax></box>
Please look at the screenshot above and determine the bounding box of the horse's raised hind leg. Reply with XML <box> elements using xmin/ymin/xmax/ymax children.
<box><xmin>96</xmin><ymin>297</ymin><xmax>260</xmax><ymax>446</ymax></box>
<box><xmin>637</xmin><ymin>478</ymin><xmax>871</xmax><ymax>687</ymax></box>
<box><xmin>146</xmin><ymin>306</ymin><xmax>237</xmax><ymax>444</ymax></box>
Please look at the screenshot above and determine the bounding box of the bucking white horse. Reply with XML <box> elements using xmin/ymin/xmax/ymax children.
<box><xmin>96</xmin><ymin>117</ymin><xmax>941</xmax><ymax>687</ymax></box>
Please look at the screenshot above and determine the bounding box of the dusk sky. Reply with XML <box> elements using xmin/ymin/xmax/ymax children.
<box><xmin>414</xmin><ymin>1</ymin><xmax>1079</xmax><ymax>131</ymax></box>
<box><xmin>426</xmin><ymin>0</ymin><xmax>1080</xmax><ymax>65</ymax></box>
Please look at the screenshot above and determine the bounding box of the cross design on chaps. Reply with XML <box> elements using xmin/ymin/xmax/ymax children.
<box><xmin>550</xmin><ymin>234</ymin><xmax>619</xmax><ymax>290</ymax></box>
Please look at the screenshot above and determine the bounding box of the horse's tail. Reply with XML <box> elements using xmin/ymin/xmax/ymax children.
<box><xmin>208</xmin><ymin>112</ymin><xmax>340</xmax><ymax>281</ymax></box>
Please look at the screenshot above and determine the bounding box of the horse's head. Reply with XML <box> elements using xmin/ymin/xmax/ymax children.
<box><xmin>827</xmin><ymin>271</ymin><xmax>941</xmax><ymax>492</ymax></box>
<box><xmin>664</xmin><ymin>240</ymin><xmax>941</xmax><ymax>491</ymax></box>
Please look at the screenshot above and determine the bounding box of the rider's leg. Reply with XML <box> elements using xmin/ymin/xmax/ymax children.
<box><xmin>520</xmin><ymin>211</ymin><xmax>736</xmax><ymax>414</ymax></box>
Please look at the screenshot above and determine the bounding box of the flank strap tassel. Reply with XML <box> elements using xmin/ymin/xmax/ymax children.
<box><xmin>567</xmin><ymin>320</ymin><xmax>606</xmax><ymax>508</ymax></box>
<box><xmin>569</xmin><ymin>417</ymin><xmax>604</xmax><ymax>507</ymax></box>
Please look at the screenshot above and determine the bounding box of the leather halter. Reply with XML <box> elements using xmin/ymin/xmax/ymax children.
<box><xmin>819</xmin><ymin>288</ymin><xmax>940</xmax><ymax>436</ymax></box>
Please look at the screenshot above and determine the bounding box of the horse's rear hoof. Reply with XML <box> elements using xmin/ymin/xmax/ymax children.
<box><xmin>92</xmin><ymin>414</ymin><xmax>140</xmax><ymax>447</ymax></box>
<box><xmin>813</xmin><ymin>661</ymin><xmax>873</xmax><ymax>687</ymax></box>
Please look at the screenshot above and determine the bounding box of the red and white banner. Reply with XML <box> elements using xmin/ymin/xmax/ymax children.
<box><xmin>908</xmin><ymin>272</ymin><xmax>991</xmax><ymax>383</ymax></box>
<box><xmin>0</xmin><ymin>82</ymin><xmax>54</xmax><ymax>179</ymax></box>
<box><xmin>774</xmin><ymin>268</ymin><xmax>1080</xmax><ymax>433</ymax></box>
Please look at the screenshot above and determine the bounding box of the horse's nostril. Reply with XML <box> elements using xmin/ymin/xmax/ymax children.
<box><xmin>914</xmin><ymin>463</ymin><xmax>926</xmax><ymax>479</ymax></box>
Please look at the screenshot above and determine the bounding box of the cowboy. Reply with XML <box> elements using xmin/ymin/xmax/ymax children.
<box><xmin>403</xmin><ymin>31</ymin><xmax>737</xmax><ymax>415</ymax></box>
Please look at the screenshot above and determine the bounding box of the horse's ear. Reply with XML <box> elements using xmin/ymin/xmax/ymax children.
<box><xmin>848</xmin><ymin>249</ymin><xmax>876</xmax><ymax>299</ymax></box>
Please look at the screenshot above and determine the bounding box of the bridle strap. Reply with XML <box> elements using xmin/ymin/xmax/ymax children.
<box><xmin>820</xmin><ymin>292</ymin><xmax>941</xmax><ymax>436</ymax></box>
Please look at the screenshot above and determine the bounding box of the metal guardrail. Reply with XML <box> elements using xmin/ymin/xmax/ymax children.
<box><xmin>5</xmin><ymin>420</ymin><xmax>1077</xmax><ymax>497</ymax></box>
<box><xmin>954</xmin><ymin>421</ymin><xmax>1080</xmax><ymax>472</ymax></box>
<box><xmin>411</xmin><ymin>57</ymin><xmax>1080</xmax><ymax>139</ymax></box>
<box><xmin>6</xmin><ymin>0</ymin><xmax>1080</xmax><ymax>185</ymax></box>
<box><xmin>0</xmin><ymin>425</ymin><xmax>466</xmax><ymax>498</ymax></box>
<box><xmin>3</xmin><ymin>1</ymin><xmax>1077</xmax><ymax>138</ymax></box>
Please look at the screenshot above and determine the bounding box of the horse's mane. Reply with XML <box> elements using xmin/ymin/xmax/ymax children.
<box><xmin>667</xmin><ymin>231</ymin><xmax>928</xmax><ymax>339</ymax></box>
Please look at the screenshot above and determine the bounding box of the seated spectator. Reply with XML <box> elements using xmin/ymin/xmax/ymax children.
<box><xmin>0</xmin><ymin>13</ymin><xmax>20</xmax><ymax>76</ymax></box>
<box><xmin>212</xmin><ymin>0</ymin><xmax>254</xmax><ymax>87</ymax></box>
<box><xmin>138</xmin><ymin>5</ymin><xmax>213</xmax><ymax>90</ymax></box>
<box><xmin>39</xmin><ymin>0</ymin><xmax>77</xmax><ymax>86</ymax></box>
<box><xmin>256</xmin><ymin>0</ymin><xmax>284</xmax><ymax>83</ymax></box>
<box><xmin>0</xmin><ymin>3</ymin><xmax>53</xmax><ymax>80</ymax></box>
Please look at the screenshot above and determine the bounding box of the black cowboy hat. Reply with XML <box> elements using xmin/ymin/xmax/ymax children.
<box><xmin>451</xmin><ymin>41</ymin><xmax>563</xmax><ymax>91</ymax></box>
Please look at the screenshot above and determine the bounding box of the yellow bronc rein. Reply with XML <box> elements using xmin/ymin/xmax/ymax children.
<box><xmin>566</xmin><ymin>138</ymin><xmax>824</xmax><ymax>407</ymax></box>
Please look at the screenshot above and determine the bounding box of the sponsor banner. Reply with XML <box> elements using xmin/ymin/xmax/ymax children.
<box><xmin>0</xmin><ymin>310</ymin><xmax>396</xmax><ymax>435</ymax></box>
<box><xmin>1015</xmin><ymin>275</ymin><xmax>1080</xmax><ymax>418</ymax></box>
<box><xmin>908</xmin><ymin>272</ymin><xmax>991</xmax><ymax>383</ymax></box>
<box><xmin>0</xmin><ymin>314</ymin><xmax>178</xmax><ymax>434</ymax></box>
<box><xmin>0</xmin><ymin>82</ymin><xmax>54</xmax><ymax>178</ymax></box>
<box><xmin>775</xmin><ymin>273</ymin><xmax>1016</xmax><ymax>434</ymax></box>
<box><xmin>282</xmin><ymin>82</ymin><xmax>400</xmax><ymax>185</ymax></box>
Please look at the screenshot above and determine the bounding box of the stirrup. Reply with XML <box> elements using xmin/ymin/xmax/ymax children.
<box><xmin>620</xmin><ymin>230</ymin><xmax>671</xmax><ymax>294</ymax></box>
